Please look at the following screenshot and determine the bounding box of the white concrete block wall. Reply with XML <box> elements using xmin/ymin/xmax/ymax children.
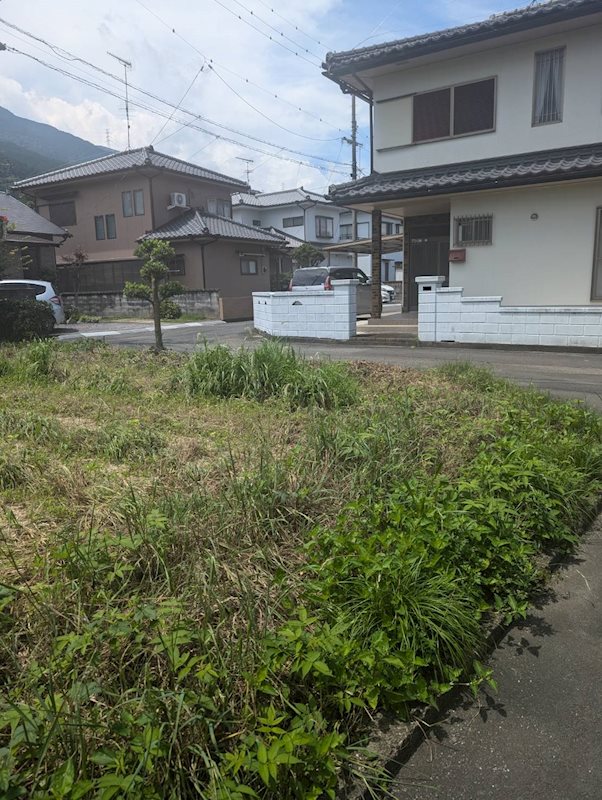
<box><xmin>253</xmin><ymin>280</ymin><xmax>357</xmax><ymax>341</ymax></box>
<box><xmin>416</xmin><ymin>277</ymin><xmax>602</xmax><ymax>348</ymax></box>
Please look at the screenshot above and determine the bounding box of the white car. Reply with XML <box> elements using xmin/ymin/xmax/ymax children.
<box><xmin>289</xmin><ymin>267</ymin><xmax>395</xmax><ymax>315</ymax></box>
<box><xmin>0</xmin><ymin>279</ymin><xmax>66</xmax><ymax>324</ymax></box>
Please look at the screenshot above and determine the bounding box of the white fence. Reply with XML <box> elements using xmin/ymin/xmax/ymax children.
<box><xmin>417</xmin><ymin>276</ymin><xmax>602</xmax><ymax>348</ymax></box>
<box><xmin>253</xmin><ymin>280</ymin><xmax>357</xmax><ymax>341</ymax></box>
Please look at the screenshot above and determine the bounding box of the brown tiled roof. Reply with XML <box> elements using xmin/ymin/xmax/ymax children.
<box><xmin>329</xmin><ymin>143</ymin><xmax>602</xmax><ymax>204</ymax></box>
<box><xmin>139</xmin><ymin>209</ymin><xmax>288</xmax><ymax>244</ymax></box>
<box><xmin>324</xmin><ymin>0</ymin><xmax>602</xmax><ymax>77</ymax></box>
<box><xmin>14</xmin><ymin>146</ymin><xmax>248</xmax><ymax>190</ymax></box>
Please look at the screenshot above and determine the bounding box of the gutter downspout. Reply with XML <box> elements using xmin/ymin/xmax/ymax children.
<box><xmin>199</xmin><ymin>235</ymin><xmax>220</xmax><ymax>290</ymax></box>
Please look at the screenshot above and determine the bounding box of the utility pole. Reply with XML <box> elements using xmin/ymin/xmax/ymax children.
<box><xmin>236</xmin><ymin>157</ymin><xmax>254</xmax><ymax>185</ymax></box>
<box><xmin>346</xmin><ymin>96</ymin><xmax>359</xmax><ymax>268</ymax></box>
<box><xmin>108</xmin><ymin>52</ymin><xmax>132</xmax><ymax>150</ymax></box>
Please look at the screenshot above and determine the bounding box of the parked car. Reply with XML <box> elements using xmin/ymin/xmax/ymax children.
<box><xmin>0</xmin><ymin>279</ymin><xmax>66</xmax><ymax>323</ymax></box>
<box><xmin>289</xmin><ymin>267</ymin><xmax>395</xmax><ymax>315</ymax></box>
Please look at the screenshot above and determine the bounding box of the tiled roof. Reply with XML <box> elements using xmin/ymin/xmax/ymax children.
<box><xmin>14</xmin><ymin>146</ymin><xmax>248</xmax><ymax>190</ymax></box>
<box><xmin>0</xmin><ymin>192</ymin><xmax>67</xmax><ymax>238</ymax></box>
<box><xmin>139</xmin><ymin>209</ymin><xmax>288</xmax><ymax>244</ymax></box>
<box><xmin>261</xmin><ymin>226</ymin><xmax>305</xmax><ymax>248</ymax></box>
<box><xmin>324</xmin><ymin>0</ymin><xmax>602</xmax><ymax>76</ymax></box>
<box><xmin>329</xmin><ymin>143</ymin><xmax>602</xmax><ymax>204</ymax></box>
<box><xmin>232</xmin><ymin>187</ymin><xmax>329</xmax><ymax>208</ymax></box>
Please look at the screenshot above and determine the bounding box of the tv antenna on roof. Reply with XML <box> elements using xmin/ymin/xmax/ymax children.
<box><xmin>108</xmin><ymin>51</ymin><xmax>132</xmax><ymax>150</ymax></box>
<box><xmin>236</xmin><ymin>157</ymin><xmax>254</xmax><ymax>184</ymax></box>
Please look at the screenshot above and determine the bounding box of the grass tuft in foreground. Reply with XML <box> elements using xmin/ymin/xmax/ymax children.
<box><xmin>0</xmin><ymin>344</ymin><xmax>600</xmax><ymax>798</ymax></box>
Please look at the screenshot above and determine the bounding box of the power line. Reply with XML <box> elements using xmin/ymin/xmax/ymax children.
<box><xmin>131</xmin><ymin>0</ymin><xmax>358</xmax><ymax>136</ymax></box>
<box><xmin>0</xmin><ymin>25</ymin><xmax>350</xmax><ymax>166</ymax></box>
<box><xmin>0</xmin><ymin>15</ymin><xmax>340</xmax><ymax>145</ymax></box>
<box><xmin>150</xmin><ymin>63</ymin><xmax>205</xmax><ymax>145</ymax></box>
<box><xmin>209</xmin><ymin>0</ymin><xmax>321</xmax><ymax>67</ymax></box>
<box><xmin>253</xmin><ymin>0</ymin><xmax>326</xmax><ymax>49</ymax></box>
<box><xmin>2</xmin><ymin>43</ymin><xmax>350</xmax><ymax>176</ymax></box>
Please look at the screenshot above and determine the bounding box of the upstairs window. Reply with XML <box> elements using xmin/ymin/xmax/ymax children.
<box><xmin>340</xmin><ymin>223</ymin><xmax>353</xmax><ymax>240</ymax></box>
<box><xmin>315</xmin><ymin>216</ymin><xmax>334</xmax><ymax>238</ymax></box>
<box><xmin>208</xmin><ymin>198</ymin><xmax>231</xmax><ymax>217</ymax></box>
<box><xmin>49</xmin><ymin>201</ymin><xmax>76</xmax><ymax>227</ymax></box>
<box><xmin>122</xmin><ymin>189</ymin><xmax>145</xmax><ymax>217</ymax></box>
<box><xmin>283</xmin><ymin>216</ymin><xmax>303</xmax><ymax>228</ymax></box>
<box><xmin>95</xmin><ymin>214</ymin><xmax>117</xmax><ymax>241</ymax></box>
<box><xmin>533</xmin><ymin>47</ymin><xmax>565</xmax><ymax>126</ymax></box>
<box><xmin>252</xmin><ymin>219</ymin><xmax>262</xmax><ymax>226</ymax></box>
<box><xmin>454</xmin><ymin>214</ymin><xmax>493</xmax><ymax>246</ymax></box>
<box><xmin>413</xmin><ymin>78</ymin><xmax>496</xmax><ymax>143</ymax></box>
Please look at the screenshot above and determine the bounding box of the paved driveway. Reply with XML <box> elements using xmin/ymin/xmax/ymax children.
<box><xmin>56</xmin><ymin>320</ymin><xmax>602</xmax><ymax>411</ymax></box>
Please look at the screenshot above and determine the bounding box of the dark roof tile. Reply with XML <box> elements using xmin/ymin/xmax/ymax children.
<box><xmin>0</xmin><ymin>192</ymin><xmax>67</xmax><ymax>238</ymax></box>
<box><xmin>139</xmin><ymin>209</ymin><xmax>288</xmax><ymax>244</ymax></box>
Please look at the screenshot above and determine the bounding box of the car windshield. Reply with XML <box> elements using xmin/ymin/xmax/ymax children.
<box><xmin>291</xmin><ymin>268</ymin><xmax>328</xmax><ymax>286</ymax></box>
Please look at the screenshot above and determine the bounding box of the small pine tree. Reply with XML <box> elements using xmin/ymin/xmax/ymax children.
<box><xmin>124</xmin><ymin>239</ymin><xmax>184</xmax><ymax>350</ymax></box>
<box><xmin>292</xmin><ymin>242</ymin><xmax>324</xmax><ymax>268</ymax></box>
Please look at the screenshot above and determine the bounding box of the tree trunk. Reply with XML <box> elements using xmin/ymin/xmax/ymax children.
<box><xmin>151</xmin><ymin>276</ymin><xmax>164</xmax><ymax>350</ymax></box>
<box><xmin>371</xmin><ymin>208</ymin><xmax>383</xmax><ymax>319</ymax></box>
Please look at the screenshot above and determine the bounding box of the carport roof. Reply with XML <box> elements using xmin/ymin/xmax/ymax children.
<box><xmin>329</xmin><ymin>142</ymin><xmax>602</xmax><ymax>205</ymax></box>
<box><xmin>139</xmin><ymin>209</ymin><xmax>288</xmax><ymax>244</ymax></box>
<box><xmin>323</xmin><ymin>233</ymin><xmax>404</xmax><ymax>254</ymax></box>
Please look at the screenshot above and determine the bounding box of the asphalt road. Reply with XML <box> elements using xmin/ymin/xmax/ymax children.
<box><xmin>58</xmin><ymin>319</ymin><xmax>602</xmax><ymax>411</ymax></box>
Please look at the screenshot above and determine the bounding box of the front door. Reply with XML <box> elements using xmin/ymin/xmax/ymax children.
<box><xmin>403</xmin><ymin>214</ymin><xmax>451</xmax><ymax>312</ymax></box>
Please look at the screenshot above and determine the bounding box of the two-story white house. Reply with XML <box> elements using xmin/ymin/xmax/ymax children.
<box><xmin>324</xmin><ymin>0</ymin><xmax>602</xmax><ymax>322</ymax></box>
<box><xmin>232</xmin><ymin>187</ymin><xmax>403</xmax><ymax>283</ymax></box>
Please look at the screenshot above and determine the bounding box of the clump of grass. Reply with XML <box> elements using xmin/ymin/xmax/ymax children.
<box><xmin>183</xmin><ymin>340</ymin><xmax>358</xmax><ymax>408</ymax></box>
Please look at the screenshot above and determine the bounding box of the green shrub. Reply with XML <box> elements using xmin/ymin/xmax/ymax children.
<box><xmin>160</xmin><ymin>298</ymin><xmax>182</xmax><ymax>319</ymax></box>
<box><xmin>0</xmin><ymin>298</ymin><xmax>55</xmax><ymax>342</ymax></box>
<box><xmin>184</xmin><ymin>340</ymin><xmax>358</xmax><ymax>409</ymax></box>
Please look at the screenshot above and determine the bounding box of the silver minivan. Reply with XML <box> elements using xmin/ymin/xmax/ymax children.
<box><xmin>289</xmin><ymin>267</ymin><xmax>394</xmax><ymax>316</ymax></box>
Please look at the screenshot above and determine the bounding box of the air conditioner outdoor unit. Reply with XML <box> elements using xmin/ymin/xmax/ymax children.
<box><xmin>168</xmin><ymin>192</ymin><xmax>188</xmax><ymax>210</ymax></box>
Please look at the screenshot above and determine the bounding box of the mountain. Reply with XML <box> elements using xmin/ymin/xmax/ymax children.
<box><xmin>0</xmin><ymin>106</ymin><xmax>114</xmax><ymax>190</ymax></box>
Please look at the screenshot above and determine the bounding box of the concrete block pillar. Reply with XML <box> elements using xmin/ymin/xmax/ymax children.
<box><xmin>331</xmin><ymin>279</ymin><xmax>358</xmax><ymax>340</ymax></box>
<box><xmin>415</xmin><ymin>275</ymin><xmax>446</xmax><ymax>342</ymax></box>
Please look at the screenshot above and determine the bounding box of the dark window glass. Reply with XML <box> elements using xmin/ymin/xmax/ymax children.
<box><xmin>49</xmin><ymin>201</ymin><xmax>76</xmax><ymax>227</ymax></box>
<box><xmin>134</xmin><ymin>189</ymin><xmax>145</xmax><ymax>216</ymax></box>
<box><xmin>105</xmin><ymin>214</ymin><xmax>117</xmax><ymax>240</ymax></box>
<box><xmin>252</xmin><ymin>219</ymin><xmax>262</xmax><ymax>226</ymax></box>
<box><xmin>291</xmin><ymin>268</ymin><xmax>327</xmax><ymax>286</ymax></box>
<box><xmin>94</xmin><ymin>215</ymin><xmax>105</xmax><ymax>240</ymax></box>
<box><xmin>122</xmin><ymin>191</ymin><xmax>134</xmax><ymax>217</ymax></box>
<box><xmin>413</xmin><ymin>88</ymin><xmax>451</xmax><ymax>142</ymax></box>
<box><xmin>283</xmin><ymin>216</ymin><xmax>303</xmax><ymax>228</ymax></box>
<box><xmin>315</xmin><ymin>216</ymin><xmax>334</xmax><ymax>238</ymax></box>
<box><xmin>533</xmin><ymin>48</ymin><xmax>564</xmax><ymax>125</ymax></box>
<box><xmin>241</xmin><ymin>257</ymin><xmax>258</xmax><ymax>275</ymax></box>
<box><xmin>454</xmin><ymin>215</ymin><xmax>493</xmax><ymax>246</ymax></box>
<box><xmin>169</xmin><ymin>254</ymin><xmax>186</xmax><ymax>275</ymax></box>
<box><xmin>453</xmin><ymin>78</ymin><xmax>495</xmax><ymax>136</ymax></box>
<box><xmin>340</xmin><ymin>224</ymin><xmax>352</xmax><ymax>240</ymax></box>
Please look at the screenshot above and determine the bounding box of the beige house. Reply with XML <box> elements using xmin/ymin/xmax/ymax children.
<box><xmin>324</xmin><ymin>0</ymin><xmax>602</xmax><ymax>313</ymax></box>
<box><xmin>14</xmin><ymin>147</ymin><xmax>286</xmax><ymax>305</ymax></box>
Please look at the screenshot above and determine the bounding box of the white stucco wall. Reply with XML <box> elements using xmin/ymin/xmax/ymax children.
<box><xmin>371</xmin><ymin>20</ymin><xmax>602</xmax><ymax>173</ymax></box>
<box><xmin>449</xmin><ymin>179</ymin><xmax>602</xmax><ymax>306</ymax></box>
<box><xmin>253</xmin><ymin>280</ymin><xmax>357</xmax><ymax>340</ymax></box>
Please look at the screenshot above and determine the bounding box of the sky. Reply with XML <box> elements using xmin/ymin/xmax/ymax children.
<box><xmin>0</xmin><ymin>0</ymin><xmax>526</xmax><ymax>193</ymax></box>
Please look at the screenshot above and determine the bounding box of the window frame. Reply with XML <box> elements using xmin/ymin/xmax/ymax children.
<box><xmin>252</xmin><ymin>219</ymin><xmax>262</xmax><ymax>227</ymax></box>
<box><xmin>105</xmin><ymin>214</ymin><xmax>117</xmax><ymax>240</ymax></box>
<box><xmin>240</xmin><ymin>256</ymin><xmax>259</xmax><ymax>276</ymax></box>
<box><xmin>532</xmin><ymin>46</ymin><xmax>565</xmax><ymax>127</ymax></box>
<box><xmin>49</xmin><ymin>200</ymin><xmax>77</xmax><ymax>227</ymax></box>
<box><xmin>282</xmin><ymin>216</ymin><xmax>303</xmax><ymax>228</ymax></box>
<box><xmin>453</xmin><ymin>214</ymin><xmax>493</xmax><ymax>247</ymax></box>
<box><xmin>315</xmin><ymin>215</ymin><xmax>334</xmax><ymax>239</ymax></box>
<box><xmin>339</xmin><ymin>223</ymin><xmax>353</xmax><ymax>240</ymax></box>
<box><xmin>133</xmin><ymin>189</ymin><xmax>145</xmax><ymax>216</ymax></box>
<box><xmin>94</xmin><ymin>215</ymin><xmax>105</xmax><ymax>241</ymax></box>
<box><xmin>412</xmin><ymin>76</ymin><xmax>497</xmax><ymax>145</ymax></box>
<box><xmin>591</xmin><ymin>207</ymin><xmax>602</xmax><ymax>301</ymax></box>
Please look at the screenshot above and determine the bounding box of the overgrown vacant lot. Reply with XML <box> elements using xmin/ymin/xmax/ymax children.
<box><xmin>1</xmin><ymin>340</ymin><xmax>601</xmax><ymax>799</ymax></box>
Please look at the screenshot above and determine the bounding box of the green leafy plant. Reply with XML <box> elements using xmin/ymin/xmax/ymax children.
<box><xmin>0</xmin><ymin>298</ymin><xmax>55</xmax><ymax>341</ymax></box>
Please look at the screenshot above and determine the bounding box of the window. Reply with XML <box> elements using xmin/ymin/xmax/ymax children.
<box><xmin>413</xmin><ymin>78</ymin><xmax>495</xmax><ymax>143</ymax></box>
<box><xmin>453</xmin><ymin>214</ymin><xmax>493</xmax><ymax>246</ymax></box>
<box><xmin>382</xmin><ymin>221</ymin><xmax>402</xmax><ymax>236</ymax></box>
<box><xmin>95</xmin><ymin>214</ymin><xmax>117</xmax><ymax>241</ymax></box>
<box><xmin>169</xmin><ymin>254</ymin><xmax>186</xmax><ymax>275</ymax></box>
<box><xmin>252</xmin><ymin>219</ymin><xmax>262</xmax><ymax>226</ymax></box>
<box><xmin>283</xmin><ymin>216</ymin><xmax>303</xmax><ymax>228</ymax></box>
<box><xmin>49</xmin><ymin>201</ymin><xmax>76</xmax><ymax>227</ymax></box>
<box><xmin>105</xmin><ymin>214</ymin><xmax>117</xmax><ymax>240</ymax></box>
<box><xmin>356</xmin><ymin>222</ymin><xmax>369</xmax><ymax>238</ymax></box>
<box><xmin>94</xmin><ymin>215</ymin><xmax>105</xmax><ymax>240</ymax></box>
<box><xmin>122</xmin><ymin>189</ymin><xmax>145</xmax><ymax>217</ymax></box>
<box><xmin>241</xmin><ymin>257</ymin><xmax>258</xmax><ymax>275</ymax></box>
<box><xmin>340</xmin><ymin>223</ymin><xmax>353</xmax><ymax>240</ymax></box>
<box><xmin>592</xmin><ymin>208</ymin><xmax>602</xmax><ymax>300</ymax></box>
<box><xmin>533</xmin><ymin>47</ymin><xmax>565</xmax><ymax>126</ymax></box>
<box><xmin>208</xmin><ymin>198</ymin><xmax>231</xmax><ymax>217</ymax></box>
<box><xmin>315</xmin><ymin>216</ymin><xmax>334</xmax><ymax>238</ymax></box>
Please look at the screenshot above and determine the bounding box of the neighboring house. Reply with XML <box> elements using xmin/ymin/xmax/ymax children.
<box><xmin>0</xmin><ymin>191</ymin><xmax>67</xmax><ymax>278</ymax></box>
<box><xmin>232</xmin><ymin>187</ymin><xmax>403</xmax><ymax>282</ymax></box>
<box><xmin>323</xmin><ymin>0</ymin><xmax>602</xmax><ymax>312</ymax></box>
<box><xmin>13</xmin><ymin>147</ymin><xmax>285</xmax><ymax>306</ymax></box>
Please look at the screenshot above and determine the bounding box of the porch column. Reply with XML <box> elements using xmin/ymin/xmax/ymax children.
<box><xmin>370</xmin><ymin>208</ymin><xmax>382</xmax><ymax>318</ymax></box>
